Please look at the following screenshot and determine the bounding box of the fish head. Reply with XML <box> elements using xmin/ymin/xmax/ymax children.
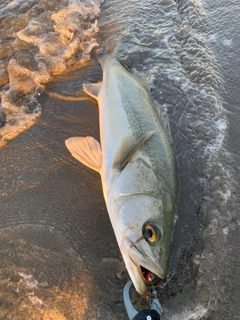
<box><xmin>115</xmin><ymin>194</ymin><xmax>174</xmax><ymax>295</ymax></box>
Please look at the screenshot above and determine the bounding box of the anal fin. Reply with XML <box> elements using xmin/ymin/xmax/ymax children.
<box><xmin>65</xmin><ymin>136</ymin><xmax>102</xmax><ymax>173</ymax></box>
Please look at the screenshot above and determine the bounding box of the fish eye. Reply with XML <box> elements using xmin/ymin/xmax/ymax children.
<box><xmin>142</xmin><ymin>223</ymin><xmax>161</xmax><ymax>244</ymax></box>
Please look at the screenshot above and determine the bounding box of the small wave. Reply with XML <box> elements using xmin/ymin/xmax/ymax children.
<box><xmin>0</xmin><ymin>0</ymin><xmax>103</xmax><ymax>146</ymax></box>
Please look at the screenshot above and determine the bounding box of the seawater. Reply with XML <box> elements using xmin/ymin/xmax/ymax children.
<box><xmin>0</xmin><ymin>0</ymin><xmax>239</xmax><ymax>319</ymax></box>
<box><xmin>0</xmin><ymin>0</ymin><xmax>102</xmax><ymax>146</ymax></box>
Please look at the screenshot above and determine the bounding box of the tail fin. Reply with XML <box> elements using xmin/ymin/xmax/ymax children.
<box><xmin>97</xmin><ymin>42</ymin><xmax>118</xmax><ymax>67</ymax></box>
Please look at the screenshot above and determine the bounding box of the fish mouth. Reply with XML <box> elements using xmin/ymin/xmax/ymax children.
<box><xmin>120</xmin><ymin>236</ymin><xmax>165</xmax><ymax>294</ymax></box>
<box><xmin>140</xmin><ymin>265</ymin><xmax>158</xmax><ymax>285</ymax></box>
<box><xmin>129</xmin><ymin>244</ymin><xmax>165</xmax><ymax>286</ymax></box>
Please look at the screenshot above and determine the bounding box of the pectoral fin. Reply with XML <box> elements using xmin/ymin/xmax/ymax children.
<box><xmin>65</xmin><ymin>136</ymin><xmax>102</xmax><ymax>173</ymax></box>
<box><xmin>113</xmin><ymin>131</ymin><xmax>155</xmax><ymax>171</ymax></box>
<box><xmin>83</xmin><ymin>82</ymin><xmax>102</xmax><ymax>101</ymax></box>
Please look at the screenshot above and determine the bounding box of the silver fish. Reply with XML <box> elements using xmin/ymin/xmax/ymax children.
<box><xmin>65</xmin><ymin>56</ymin><xmax>179</xmax><ymax>295</ymax></box>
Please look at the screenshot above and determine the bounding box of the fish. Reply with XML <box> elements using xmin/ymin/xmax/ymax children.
<box><xmin>65</xmin><ymin>56</ymin><xmax>179</xmax><ymax>295</ymax></box>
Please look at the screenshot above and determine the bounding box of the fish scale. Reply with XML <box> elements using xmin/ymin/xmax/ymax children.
<box><xmin>100</xmin><ymin>60</ymin><xmax>175</xmax><ymax>194</ymax></box>
<box><xmin>65</xmin><ymin>55</ymin><xmax>179</xmax><ymax>295</ymax></box>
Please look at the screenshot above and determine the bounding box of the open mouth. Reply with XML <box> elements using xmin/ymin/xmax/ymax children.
<box><xmin>140</xmin><ymin>265</ymin><xmax>159</xmax><ymax>285</ymax></box>
<box><xmin>128</xmin><ymin>242</ymin><xmax>163</xmax><ymax>287</ymax></box>
<box><xmin>120</xmin><ymin>236</ymin><xmax>163</xmax><ymax>293</ymax></box>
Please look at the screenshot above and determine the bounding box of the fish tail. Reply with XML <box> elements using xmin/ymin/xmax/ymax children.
<box><xmin>97</xmin><ymin>43</ymin><xmax>118</xmax><ymax>67</ymax></box>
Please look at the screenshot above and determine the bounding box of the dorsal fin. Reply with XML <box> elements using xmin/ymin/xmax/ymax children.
<box><xmin>65</xmin><ymin>136</ymin><xmax>102</xmax><ymax>173</ymax></box>
<box><xmin>113</xmin><ymin>131</ymin><xmax>155</xmax><ymax>171</ymax></box>
<box><xmin>83</xmin><ymin>82</ymin><xmax>102</xmax><ymax>101</ymax></box>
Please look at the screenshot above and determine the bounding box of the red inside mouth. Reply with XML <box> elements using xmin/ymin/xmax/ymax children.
<box><xmin>141</xmin><ymin>266</ymin><xmax>158</xmax><ymax>285</ymax></box>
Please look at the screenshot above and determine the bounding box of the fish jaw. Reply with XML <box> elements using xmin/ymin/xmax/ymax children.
<box><xmin>120</xmin><ymin>236</ymin><xmax>148</xmax><ymax>295</ymax></box>
<box><xmin>105</xmin><ymin>181</ymin><xmax>174</xmax><ymax>295</ymax></box>
<box><xmin>120</xmin><ymin>236</ymin><xmax>165</xmax><ymax>295</ymax></box>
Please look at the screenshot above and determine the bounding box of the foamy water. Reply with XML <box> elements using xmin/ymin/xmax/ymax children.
<box><xmin>0</xmin><ymin>0</ymin><xmax>239</xmax><ymax>318</ymax></box>
<box><xmin>0</xmin><ymin>0</ymin><xmax>103</xmax><ymax>146</ymax></box>
<box><xmin>0</xmin><ymin>0</ymin><xmax>226</xmax><ymax>160</ymax></box>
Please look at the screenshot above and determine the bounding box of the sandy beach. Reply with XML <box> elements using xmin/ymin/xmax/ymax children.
<box><xmin>0</xmin><ymin>64</ymin><xmax>132</xmax><ymax>319</ymax></box>
<box><xmin>0</xmin><ymin>0</ymin><xmax>240</xmax><ymax>319</ymax></box>
<box><xmin>1</xmin><ymin>59</ymin><xmax>239</xmax><ymax>319</ymax></box>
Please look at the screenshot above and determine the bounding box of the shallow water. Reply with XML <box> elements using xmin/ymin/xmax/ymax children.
<box><xmin>0</xmin><ymin>0</ymin><xmax>240</xmax><ymax>319</ymax></box>
<box><xmin>0</xmin><ymin>0</ymin><xmax>102</xmax><ymax>146</ymax></box>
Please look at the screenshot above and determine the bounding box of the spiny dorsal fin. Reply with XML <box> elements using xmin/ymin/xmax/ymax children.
<box><xmin>65</xmin><ymin>136</ymin><xmax>102</xmax><ymax>173</ymax></box>
<box><xmin>113</xmin><ymin>131</ymin><xmax>155</xmax><ymax>171</ymax></box>
<box><xmin>83</xmin><ymin>82</ymin><xmax>102</xmax><ymax>101</ymax></box>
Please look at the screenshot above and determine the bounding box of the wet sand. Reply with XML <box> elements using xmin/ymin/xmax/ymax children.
<box><xmin>1</xmin><ymin>62</ymin><xmax>240</xmax><ymax>320</ymax></box>
<box><xmin>0</xmin><ymin>64</ymin><xmax>130</xmax><ymax>319</ymax></box>
<box><xmin>206</xmin><ymin>2</ymin><xmax>240</xmax><ymax>318</ymax></box>
<box><xmin>1</xmin><ymin>2</ymin><xmax>240</xmax><ymax>316</ymax></box>
<box><xmin>1</xmin><ymin>62</ymin><xmax>239</xmax><ymax>319</ymax></box>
